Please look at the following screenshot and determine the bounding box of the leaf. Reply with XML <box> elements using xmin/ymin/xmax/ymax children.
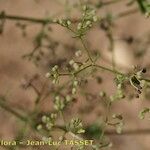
<box><xmin>85</xmin><ymin>123</ymin><xmax>103</xmax><ymax>139</ymax></box>
<box><xmin>137</xmin><ymin>0</ymin><xmax>147</xmax><ymax>13</ymax></box>
<box><xmin>137</xmin><ymin>0</ymin><xmax>150</xmax><ymax>13</ymax></box>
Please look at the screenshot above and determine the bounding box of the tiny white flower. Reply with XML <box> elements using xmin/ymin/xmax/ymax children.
<box><xmin>83</xmin><ymin>5</ymin><xmax>87</xmax><ymax>11</ymax></box>
<box><xmin>58</xmin><ymin>19</ymin><xmax>63</xmax><ymax>25</ymax></box>
<box><xmin>42</xmin><ymin>116</ymin><xmax>47</xmax><ymax>123</ymax></box>
<box><xmin>77</xmin><ymin>23</ymin><xmax>82</xmax><ymax>30</ymax></box>
<box><xmin>55</xmin><ymin>96</ymin><xmax>60</xmax><ymax>101</ymax></box>
<box><xmin>73</xmin><ymin>80</ymin><xmax>78</xmax><ymax>86</ymax></box>
<box><xmin>52</xmin><ymin>65</ymin><xmax>58</xmax><ymax>72</ymax></box>
<box><xmin>45</xmin><ymin>72</ymin><xmax>51</xmax><ymax>78</ymax></box>
<box><xmin>69</xmin><ymin>59</ymin><xmax>75</xmax><ymax>65</ymax></box>
<box><xmin>73</xmin><ymin>63</ymin><xmax>79</xmax><ymax>71</ymax></box>
<box><xmin>86</xmin><ymin>21</ymin><xmax>91</xmax><ymax>26</ymax></box>
<box><xmin>117</xmin><ymin>84</ymin><xmax>122</xmax><ymax>89</ymax></box>
<box><xmin>108</xmin><ymin>143</ymin><xmax>113</xmax><ymax>148</ymax></box>
<box><xmin>67</xmin><ymin>20</ymin><xmax>71</xmax><ymax>26</ymax></box>
<box><xmin>53</xmin><ymin>74</ymin><xmax>57</xmax><ymax>78</ymax></box>
<box><xmin>99</xmin><ymin>91</ymin><xmax>105</xmax><ymax>97</ymax></box>
<box><xmin>52</xmin><ymin>79</ymin><xmax>57</xmax><ymax>84</ymax></box>
<box><xmin>72</xmin><ymin>88</ymin><xmax>76</xmax><ymax>94</ymax></box>
<box><xmin>37</xmin><ymin>124</ymin><xmax>42</xmax><ymax>130</ymax></box>
<box><xmin>51</xmin><ymin>113</ymin><xmax>57</xmax><ymax>119</ymax></box>
<box><xmin>93</xmin><ymin>16</ymin><xmax>98</xmax><ymax>22</ymax></box>
<box><xmin>145</xmin><ymin>12</ymin><xmax>150</xmax><ymax>18</ymax></box>
<box><xmin>66</xmin><ymin>95</ymin><xmax>72</xmax><ymax>102</ymax></box>
<box><xmin>75</xmin><ymin>50</ymin><xmax>82</xmax><ymax>57</ymax></box>
<box><xmin>140</xmin><ymin>80</ymin><xmax>146</xmax><ymax>87</ymax></box>
<box><xmin>46</xmin><ymin>122</ymin><xmax>53</xmax><ymax>130</ymax></box>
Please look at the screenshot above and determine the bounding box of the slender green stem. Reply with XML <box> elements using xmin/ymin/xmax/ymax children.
<box><xmin>93</xmin><ymin>64</ymin><xmax>124</xmax><ymax>76</ymax></box>
<box><xmin>68</xmin><ymin>27</ymin><xmax>94</xmax><ymax>64</ymax></box>
<box><xmin>59</xmin><ymin>63</ymin><xmax>125</xmax><ymax>78</ymax></box>
<box><xmin>88</xmin><ymin>0</ymin><xmax>125</xmax><ymax>9</ymax></box>
<box><xmin>106</xmin><ymin>28</ymin><xmax>116</xmax><ymax>70</ymax></box>
<box><xmin>0</xmin><ymin>12</ymin><xmax>53</xmax><ymax>25</ymax></box>
<box><xmin>59</xmin><ymin>73</ymin><xmax>70</xmax><ymax>76</ymax></box>
<box><xmin>101</xmin><ymin>0</ymin><xmax>123</xmax><ymax>6</ymax></box>
<box><xmin>74</xmin><ymin>64</ymin><xmax>92</xmax><ymax>75</ymax></box>
<box><xmin>60</xmin><ymin>111</ymin><xmax>66</xmax><ymax>124</ymax></box>
<box><xmin>141</xmin><ymin>78</ymin><xmax>150</xmax><ymax>82</ymax></box>
<box><xmin>59</xmin><ymin>62</ymin><xmax>150</xmax><ymax>85</ymax></box>
<box><xmin>80</xmin><ymin>37</ymin><xmax>94</xmax><ymax>63</ymax></box>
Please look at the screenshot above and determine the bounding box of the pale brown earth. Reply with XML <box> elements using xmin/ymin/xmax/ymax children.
<box><xmin>0</xmin><ymin>0</ymin><xmax>150</xmax><ymax>150</ymax></box>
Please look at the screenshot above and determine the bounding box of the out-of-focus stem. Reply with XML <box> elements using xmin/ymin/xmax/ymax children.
<box><xmin>0</xmin><ymin>8</ymin><xmax>139</xmax><ymax>25</ymax></box>
<box><xmin>0</xmin><ymin>97</ymin><xmax>28</xmax><ymax>122</ymax></box>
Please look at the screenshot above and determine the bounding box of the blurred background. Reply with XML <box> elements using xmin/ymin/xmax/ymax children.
<box><xmin>0</xmin><ymin>0</ymin><xmax>150</xmax><ymax>150</ymax></box>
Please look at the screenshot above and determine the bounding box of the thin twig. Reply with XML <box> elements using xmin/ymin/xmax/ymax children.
<box><xmin>101</xmin><ymin>0</ymin><xmax>123</xmax><ymax>6</ymax></box>
<box><xmin>0</xmin><ymin>8</ymin><xmax>139</xmax><ymax>26</ymax></box>
<box><xmin>80</xmin><ymin>37</ymin><xmax>94</xmax><ymax>63</ymax></box>
<box><xmin>0</xmin><ymin>12</ymin><xmax>53</xmax><ymax>25</ymax></box>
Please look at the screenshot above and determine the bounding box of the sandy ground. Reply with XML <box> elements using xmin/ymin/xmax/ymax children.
<box><xmin>0</xmin><ymin>0</ymin><xmax>150</xmax><ymax>150</ymax></box>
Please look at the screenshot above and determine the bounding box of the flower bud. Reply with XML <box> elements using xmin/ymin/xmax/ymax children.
<box><xmin>93</xmin><ymin>16</ymin><xmax>98</xmax><ymax>22</ymax></box>
<box><xmin>83</xmin><ymin>5</ymin><xmax>87</xmax><ymax>11</ymax></box>
<box><xmin>37</xmin><ymin>124</ymin><xmax>42</xmax><ymax>130</ymax></box>
<box><xmin>72</xmin><ymin>88</ymin><xmax>77</xmax><ymax>94</ymax></box>
<box><xmin>73</xmin><ymin>80</ymin><xmax>78</xmax><ymax>86</ymax></box>
<box><xmin>77</xmin><ymin>23</ymin><xmax>82</xmax><ymax>30</ymax></box>
<box><xmin>52</xmin><ymin>65</ymin><xmax>58</xmax><ymax>72</ymax></box>
<box><xmin>45</xmin><ymin>72</ymin><xmax>51</xmax><ymax>78</ymax></box>
<box><xmin>58</xmin><ymin>19</ymin><xmax>63</xmax><ymax>25</ymax></box>
<box><xmin>99</xmin><ymin>91</ymin><xmax>106</xmax><ymax>97</ymax></box>
<box><xmin>67</xmin><ymin>20</ymin><xmax>71</xmax><ymax>26</ymax></box>
<box><xmin>42</xmin><ymin>116</ymin><xmax>48</xmax><ymax>123</ymax></box>
<box><xmin>66</xmin><ymin>95</ymin><xmax>72</xmax><ymax>102</ymax></box>
<box><xmin>86</xmin><ymin>21</ymin><xmax>91</xmax><ymax>26</ymax></box>
<box><xmin>75</xmin><ymin>50</ymin><xmax>82</xmax><ymax>57</ymax></box>
<box><xmin>73</xmin><ymin>63</ymin><xmax>79</xmax><ymax>71</ymax></box>
<box><xmin>69</xmin><ymin>59</ymin><xmax>75</xmax><ymax>65</ymax></box>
